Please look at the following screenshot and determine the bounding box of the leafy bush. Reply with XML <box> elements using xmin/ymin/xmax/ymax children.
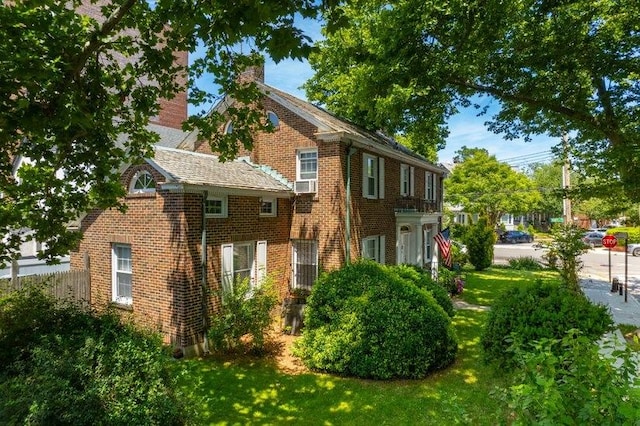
<box><xmin>507</xmin><ymin>256</ymin><xmax>543</xmax><ymax>271</ymax></box>
<box><xmin>0</xmin><ymin>286</ymin><xmax>192</xmax><ymax>425</ymax></box>
<box><xmin>208</xmin><ymin>276</ymin><xmax>278</xmax><ymax>353</ymax></box>
<box><xmin>504</xmin><ymin>330</ymin><xmax>640</xmax><ymax>424</ymax></box>
<box><xmin>390</xmin><ymin>264</ymin><xmax>455</xmax><ymax>317</ymax></box>
<box><xmin>294</xmin><ymin>261</ymin><xmax>458</xmax><ymax>379</ymax></box>
<box><xmin>481</xmin><ymin>281</ymin><xmax>613</xmax><ymax>369</ymax></box>
<box><xmin>435</xmin><ymin>267</ymin><xmax>465</xmax><ymax>296</ymax></box>
<box><xmin>450</xmin><ymin>241</ymin><xmax>468</xmax><ymax>268</ymax></box>
<box><xmin>536</xmin><ymin>225</ymin><xmax>587</xmax><ymax>291</ymax></box>
<box><xmin>466</xmin><ymin>218</ymin><xmax>494</xmax><ymax>271</ymax></box>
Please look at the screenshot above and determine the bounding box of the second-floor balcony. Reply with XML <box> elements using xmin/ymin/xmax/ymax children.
<box><xmin>394</xmin><ymin>197</ymin><xmax>441</xmax><ymax>214</ymax></box>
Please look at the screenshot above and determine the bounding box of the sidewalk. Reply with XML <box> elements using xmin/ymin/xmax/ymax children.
<box><xmin>580</xmin><ymin>273</ymin><xmax>640</xmax><ymax>327</ymax></box>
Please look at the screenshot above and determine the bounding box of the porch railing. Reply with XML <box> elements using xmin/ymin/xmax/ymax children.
<box><xmin>394</xmin><ymin>197</ymin><xmax>440</xmax><ymax>213</ymax></box>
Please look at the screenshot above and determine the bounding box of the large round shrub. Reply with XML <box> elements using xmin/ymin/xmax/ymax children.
<box><xmin>390</xmin><ymin>264</ymin><xmax>455</xmax><ymax>317</ymax></box>
<box><xmin>481</xmin><ymin>281</ymin><xmax>613</xmax><ymax>369</ymax></box>
<box><xmin>294</xmin><ymin>261</ymin><xmax>458</xmax><ymax>379</ymax></box>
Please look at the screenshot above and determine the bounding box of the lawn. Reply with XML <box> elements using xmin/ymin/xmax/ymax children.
<box><xmin>176</xmin><ymin>267</ymin><xmax>559</xmax><ymax>425</ymax></box>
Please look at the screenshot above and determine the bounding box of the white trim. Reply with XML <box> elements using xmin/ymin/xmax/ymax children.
<box><xmin>111</xmin><ymin>243</ymin><xmax>132</xmax><ymax>305</ymax></box>
<box><xmin>362</xmin><ymin>153</ymin><xmax>379</xmax><ymax>199</ymax></box>
<box><xmin>259</xmin><ymin>197</ymin><xmax>277</xmax><ymax>217</ymax></box>
<box><xmin>378</xmin><ymin>157</ymin><xmax>385</xmax><ymax>199</ymax></box>
<box><xmin>205</xmin><ymin>195</ymin><xmax>228</xmax><ymax>218</ymax></box>
<box><xmin>296</xmin><ymin>148</ymin><xmax>318</xmax><ymax>181</ymax></box>
<box><xmin>256</xmin><ymin>240</ymin><xmax>267</xmax><ymax>285</ymax></box>
<box><xmin>129</xmin><ymin>170</ymin><xmax>156</xmax><ymax>194</ymax></box>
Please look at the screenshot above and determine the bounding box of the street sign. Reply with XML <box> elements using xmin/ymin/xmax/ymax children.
<box><xmin>602</xmin><ymin>235</ymin><xmax>617</xmax><ymax>248</ymax></box>
<box><xmin>550</xmin><ymin>217</ymin><xmax>564</xmax><ymax>223</ymax></box>
<box><xmin>614</xmin><ymin>232</ymin><xmax>628</xmax><ymax>239</ymax></box>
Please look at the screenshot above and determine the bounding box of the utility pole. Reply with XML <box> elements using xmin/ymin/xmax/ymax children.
<box><xmin>562</xmin><ymin>133</ymin><xmax>572</xmax><ymax>225</ymax></box>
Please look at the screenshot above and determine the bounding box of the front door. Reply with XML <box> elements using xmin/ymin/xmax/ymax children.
<box><xmin>399</xmin><ymin>229</ymin><xmax>411</xmax><ymax>264</ymax></box>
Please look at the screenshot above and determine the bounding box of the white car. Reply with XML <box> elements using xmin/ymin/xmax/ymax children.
<box><xmin>627</xmin><ymin>243</ymin><xmax>640</xmax><ymax>257</ymax></box>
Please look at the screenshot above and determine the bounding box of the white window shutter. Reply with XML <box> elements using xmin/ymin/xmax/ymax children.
<box><xmin>378</xmin><ymin>157</ymin><xmax>385</xmax><ymax>199</ymax></box>
<box><xmin>362</xmin><ymin>153</ymin><xmax>368</xmax><ymax>198</ymax></box>
<box><xmin>221</xmin><ymin>244</ymin><xmax>234</xmax><ymax>292</ymax></box>
<box><xmin>379</xmin><ymin>235</ymin><xmax>385</xmax><ymax>264</ymax></box>
<box><xmin>410</xmin><ymin>166</ymin><xmax>415</xmax><ymax>196</ymax></box>
<box><xmin>256</xmin><ymin>240</ymin><xmax>267</xmax><ymax>286</ymax></box>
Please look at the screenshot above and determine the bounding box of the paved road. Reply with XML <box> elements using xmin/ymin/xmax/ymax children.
<box><xmin>494</xmin><ymin>242</ymin><xmax>640</xmax><ymax>299</ymax></box>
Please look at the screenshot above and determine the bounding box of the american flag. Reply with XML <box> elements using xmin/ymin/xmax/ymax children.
<box><xmin>434</xmin><ymin>227</ymin><xmax>452</xmax><ymax>268</ymax></box>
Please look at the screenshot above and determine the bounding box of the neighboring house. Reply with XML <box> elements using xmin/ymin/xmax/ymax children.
<box><xmin>71</xmin><ymin>67</ymin><xmax>448</xmax><ymax>355</ymax></box>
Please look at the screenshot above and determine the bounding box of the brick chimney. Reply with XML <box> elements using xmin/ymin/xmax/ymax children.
<box><xmin>238</xmin><ymin>64</ymin><xmax>265</xmax><ymax>84</ymax></box>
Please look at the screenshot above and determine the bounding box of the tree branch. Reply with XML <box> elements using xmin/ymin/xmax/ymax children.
<box><xmin>446</xmin><ymin>77</ymin><xmax>601</xmax><ymax>131</ymax></box>
<box><xmin>72</xmin><ymin>0</ymin><xmax>140</xmax><ymax>78</ymax></box>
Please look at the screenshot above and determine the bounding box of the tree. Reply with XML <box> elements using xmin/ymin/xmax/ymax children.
<box><xmin>305</xmin><ymin>0</ymin><xmax>640</xmax><ymax>200</ymax></box>
<box><xmin>466</xmin><ymin>217</ymin><xmax>494</xmax><ymax>271</ymax></box>
<box><xmin>527</xmin><ymin>162</ymin><xmax>564</xmax><ymax>219</ymax></box>
<box><xmin>444</xmin><ymin>147</ymin><xmax>541</xmax><ymax>227</ymax></box>
<box><xmin>0</xmin><ymin>0</ymin><xmax>333</xmax><ymax>263</ymax></box>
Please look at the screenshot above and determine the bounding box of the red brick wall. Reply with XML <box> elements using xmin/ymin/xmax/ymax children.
<box><xmin>71</xmin><ymin>163</ymin><xmax>292</xmax><ymax>349</ymax></box>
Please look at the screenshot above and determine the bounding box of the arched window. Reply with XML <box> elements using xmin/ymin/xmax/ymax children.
<box><xmin>224</xmin><ymin>121</ymin><xmax>233</xmax><ymax>134</ymax></box>
<box><xmin>266</xmin><ymin>111</ymin><xmax>279</xmax><ymax>129</ymax></box>
<box><xmin>130</xmin><ymin>170</ymin><xmax>156</xmax><ymax>194</ymax></box>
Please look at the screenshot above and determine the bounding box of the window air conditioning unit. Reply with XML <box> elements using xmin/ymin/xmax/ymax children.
<box><xmin>294</xmin><ymin>179</ymin><xmax>317</xmax><ymax>194</ymax></box>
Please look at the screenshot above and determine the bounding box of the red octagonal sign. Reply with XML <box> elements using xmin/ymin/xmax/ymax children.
<box><xmin>602</xmin><ymin>235</ymin><xmax>617</xmax><ymax>248</ymax></box>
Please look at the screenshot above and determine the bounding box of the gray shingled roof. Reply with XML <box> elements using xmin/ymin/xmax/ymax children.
<box><xmin>149</xmin><ymin>146</ymin><xmax>293</xmax><ymax>194</ymax></box>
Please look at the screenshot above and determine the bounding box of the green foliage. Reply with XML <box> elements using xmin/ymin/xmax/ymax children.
<box><xmin>390</xmin><ymin>264</ymin><xmax>455</xmax><ymax>317</ymax></box>
<box><xmin>435</xmin><ymin>266</ymin><xmax>465</xmax><ymax>297</ymax></box>
<box><xmin>481</xmin><ymin>281</ymin><xmax>613</xmax><ymax>369</ymax></box>
<box><xmin>0</xmin><ymin>286</ymin><xmax>192</xmax><ymax>424</ymax></box>
<box><xmin>0</xmin><ymin>0</ymin><xmax>333</xmax><ymax>262</ymax></box>
<box><xmin>294</xmin><ymin>260</ymin><xmax>458</xmax><ymax>379</ymax></box>
<box><xmin>444</xmin><ymin>149</ymin><xmax>541</xmax><ymax>227</ymax></box>
<box><xmin>507</xmin><ymin>256</ymin><xmax>543</xmax><ymax>271</ymax></box>
<box><xmin>608</xmin><ymin>226</ymin><xmax>640</xmax><ymax>243</ymax></box>
<box><xmin>466</xmin><ymin>218</ymin><xmax>494</xmax><ymax>271</ymax></box>
<box><xmin>537</xmin><ymin>225</ymin><xmax>588</xmax><ymax>291</ymax></box>
<box><xmin>451</xmin><ymin>241</ymin><xmax>469</xmax><ymax>268</ymax></box>
<box><xmin>526</xmin><ymin>224</ymin><xmax>535</xmax><ymax>236</ymax></box>
<box><xmin>306</xmin><ymin>0</ymin><xmax>640</xmax><ymax>201</ymax></box>
<box><xmin>208</xmin><ymin>276</ymin><xmax>278</xmax><ymax>353</ymax></box>
<box><xmin>505</xmin><ymin>330</ymin><xmax>640</xmax><ymax>424</ymax></box>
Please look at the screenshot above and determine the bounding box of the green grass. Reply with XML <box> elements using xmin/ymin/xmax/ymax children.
<box><xmin>177</xmin><ymin>309</ymin><xmax>508</xmax><ymax>425</ymax></box>
<box><xmin>175</xmin><ymin>267</ymin><xmax>564</xmax><ymax>425</ymax></box>
<box><xmin>459</xmin><ymin>266</ymin><xmax>561</xmax><ymax>306</ymax></box>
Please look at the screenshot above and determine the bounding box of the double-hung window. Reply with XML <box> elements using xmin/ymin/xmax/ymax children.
<box><xmin>221</xmin><ymin>241</ymin><xmax>267</xmax><ymax>292</ymax></box>
<box><xmin>292</xmin><ymin>240</ymin><xmax>318</xmax><ymax>290</ymax></box>
<box><xmin>112</xmin><ymin>244</ymin><xmax>132</xmax><ymax>305</ymax></box>
<box><xmin>361</xmin><ymin>235</ymin><xmax>386</xmax><ymax>263</ymax></box>
<box><xmin>297</xmin><ymin>149</ymin><xmax>318</xmax><ymax>180</ymax></box>
<box><xmin>400</xmin><ymin>164</ymin><xmax>415</xmax><ymax>196</ymax></box>
<box><xmin>362</xmin><ymin>153</ymin><xmax>385</xmax><ymax>199</ymax></box>
<box><xmin>425</xmin><ymin>171</ymin><xmax>436</xmax><ymax>201</ymax></box>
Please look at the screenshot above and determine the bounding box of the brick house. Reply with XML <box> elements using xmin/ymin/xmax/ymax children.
<box><xmin>71</xmin><ymin>69</ymin><xmax>447</xmax><ymax>355</ymax></box>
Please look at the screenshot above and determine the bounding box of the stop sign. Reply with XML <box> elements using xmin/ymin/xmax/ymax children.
<box><xmin>602</xmin><ymin>235</ymin><xmax>617</xmax><ymax>248</ymax></box>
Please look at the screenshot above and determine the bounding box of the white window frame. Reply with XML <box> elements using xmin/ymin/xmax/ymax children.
<box><xmin>259</xmin><ymin>197</ymin><xmax>277</xmax><ymax>217</ymax></box>
<box><xmin>205</xmin><ymin>195</ymin><xmax>228</xmax><ymax>218</ymax></box>
<box><xmin>292</xmin><ymin>240</ymin><xmax>318</xmax><ymax>290</ymax></box>
<box><xmin>129</xmin><ymin>170</ymin><xmax>156</xmax><ymax>194</ymax></box>
<box><xmin>425</xmin><ymin>171</ymin><xmax>436</xmax><ymax>201</ymax></box>
<box><xmin>297</xmin><ymin>148</ymin><xmax>318</xmax><ymax>181</ymax></box>
<box><xmin>221</xmin><ymin>241</ymin><xmax>267</xmax><ymax>293</ymax></box>
<box><xmin>112</xmin><ymin>244</ymin><xmax>132</xmax><ymax>305</ymax></box>
<box><xmin>361</xmin><ymin>235</ymin><xmax>386</xmax><ymax>264</ymax></box>
<box><xmin>400</xmin><ymin>164</ymin><xmax>415</xmax><ymax>197</ymax></box>
<box><xmin>362</xmin><ymin>154</ymin><xmax>385</xmax><ymax>199</ymax></box>
<box><xmin>266</xmin><ymin>111</ymin><xmax>280</xmax><ymax>129</ymax></box>
<box><xmin>224</xmin><ymin>121</ymin><xmax>233</xmax><ymax>134</ymax></box>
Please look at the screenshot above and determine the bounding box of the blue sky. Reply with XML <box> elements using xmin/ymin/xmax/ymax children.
<box><xmin>191</xmin><ymin>16</ymin><xmax>561</xmax><ymax>166</ymax></box>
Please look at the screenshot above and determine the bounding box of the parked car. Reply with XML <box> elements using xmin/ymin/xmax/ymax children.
<box><xmin>582</xmin><ymin>231</ymin><xmax>605</xmax><ymax>248</ymax></box>
<box><xmin>499</xmin><ymin>230</ymin><xmax>533</xmax><ymax>244</ymax></box>
<box><xmin>627</xmin><ymin>243</ymin><xmax>640</xmax><ymax>257</ymax></box>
